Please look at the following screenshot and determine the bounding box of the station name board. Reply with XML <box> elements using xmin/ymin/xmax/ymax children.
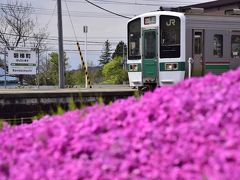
<box><xmin>7</xmin><ymin>48</ymin><xmax>37</xmax><ymax>75</ymax></box>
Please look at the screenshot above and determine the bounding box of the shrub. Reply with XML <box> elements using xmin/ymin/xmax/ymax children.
<box><xmin>1</xmin><ymin>68</ymin><xmax>240</xmax><ymax>179</ymax></box>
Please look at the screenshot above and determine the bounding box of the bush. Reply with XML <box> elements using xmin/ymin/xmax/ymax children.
<box><xmin>1</xmin><ymin>68</ymin><xmax>240</xmax><ymax>179</ymax></box>
<box><xmin>102</xmin><ymin>56</ymin><xmax>128</xmax><ymax>84</ymax></box>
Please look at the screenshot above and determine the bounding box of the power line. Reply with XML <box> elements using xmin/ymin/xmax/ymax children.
<box><xmin>67</xmin><ymin>0</ymin><xmax>201</xmax><ymax>6</ymax></box>
<box><xmin>64</xmin><ymin>0</ymin><xmax>78</xmax><ymax>42</ymax></box>
<box><xmin>0</xmin><ymin>3</ymin><xmax>135</xmax><ymax>17</ymax></box>
<box><xmin>31</xmin><ymin>12</ymin><xmax>129</xmax><ymax>19</ymax></box>
<box><xmin>84</xmin><ymin>0</ymin><xmax>131</xmax><ymax>19</ymax></box>
<box><xmin>0</xmin><ymin>32</ymin><xmax>122</xmax><ymax>44</ymax></box>
<box><xmin>45</xmin><ymin>2</ymin><xmax>57</xmax><ymax>28</ymax></box>
<box><xmin>0</xmin><ymin>3</ymin><xmax>132</xmax><ymax>19</ymax></box>
<box><xmin>0</xmin><ymin>3</ymin><xmax>32</xmax><ymax>10</ymax></box>
<box><xmin>0</xmin><ymin>1</ymin><xmax>210</xmax><ymax>20</ymax></box>
<box><xmin>90</xmin><ymin>0</ymin><xmax>191</xmax><ymax>6</ymax></box>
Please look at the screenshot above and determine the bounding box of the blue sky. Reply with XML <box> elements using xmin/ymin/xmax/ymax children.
<box><xmin>2</xmin><ymin>0</ymin><xmax>214</xmax><ymax>69</ymax></box>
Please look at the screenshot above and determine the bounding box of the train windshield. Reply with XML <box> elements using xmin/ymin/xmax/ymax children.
<box><xmin>160</xmin><ymin>15</ymin><xmax>180</xmax><ymax>58</ymax></box>
<box><xmin>128</xmin><ymin>18</ymin><xmax>141</xmax><ymax>60</ymax></box>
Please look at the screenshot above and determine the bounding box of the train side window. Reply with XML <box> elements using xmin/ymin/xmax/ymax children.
<box><xmin>213</xmin><ymin>34</ymin><xmax>223</xmax><ymax>58</ymax></box>
<box><xmin>231</xmin><ymin>35</ymin><xmax>240</xmax><ymax>58</ymax></box>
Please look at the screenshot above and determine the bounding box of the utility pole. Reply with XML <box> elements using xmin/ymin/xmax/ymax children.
<box><xmin>123</xmin><ymin>44</ymin><xmax>125</xmax><ymax>70</ymax></box>
<box><xmin>57</xmin><ymin>0</ymin><xmax>65</xmax><ymax>88</ymax></box>
<box><xmin>4</xmin><ymin>47</ymin><xmax>7</xmax><ymax>89</ymax></box>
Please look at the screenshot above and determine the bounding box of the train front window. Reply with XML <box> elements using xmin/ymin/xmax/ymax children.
<box><xmin>128</xmin><ymin>18</ymin><xmax>141</xmax><ymax>60</ymax></box>
<box><xmin>160</xmin><ymin>15</ymin><xmax>180</xmax><ymax>58</ymax></box>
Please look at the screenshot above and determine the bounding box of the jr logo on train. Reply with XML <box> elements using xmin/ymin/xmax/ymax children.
<box><xmin>127</xmin><ymin>10</ymin><xmax>240</xmax><ymax>90</ymax></box>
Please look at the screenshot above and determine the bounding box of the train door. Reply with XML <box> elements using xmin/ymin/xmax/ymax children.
<box><xmin>142</xmin><ymin>29</ymin><xmax>158</xmax><ymax>84</ymax></box>
<box><xmin>192</xmin><ymin>30</ymin><xmax>204</xmax><ymax>76</ymax></box>
<box><xmin>231</xmin><ymin>31</ymin><xmax>240</xmax><ymax>69</ymax></box>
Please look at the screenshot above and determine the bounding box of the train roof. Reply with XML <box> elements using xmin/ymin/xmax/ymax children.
<box><xmin>128</xmin><ymin>10</ymin><xmax>240</xmax><ymax>24</ymax></box>
<box><xmin>128</xmin><ymin>11</ymin><xmax>184</xmax><ymax>23</ymax></box>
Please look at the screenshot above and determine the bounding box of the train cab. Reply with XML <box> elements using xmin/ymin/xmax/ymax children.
<box><xmin>127</xmin><ymin>9</ymin><xmax>240</xmax><ymax>90</ymax></box>
<box><xmin>127</xmin><ymin>11</ymin><xmax>186</xmax><ymax>89</ymax></box>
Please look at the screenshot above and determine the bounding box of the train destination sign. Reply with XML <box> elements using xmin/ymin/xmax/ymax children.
<box><xmin>7</xmin><ymin>48</ymin><xmax>37</xmax><ymax>75</ymax></box>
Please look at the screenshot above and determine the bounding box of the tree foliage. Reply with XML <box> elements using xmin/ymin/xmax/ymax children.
<box><xmin>102</xmin><ymin>56</ymin><xmax>128</xmax><ymax>84</ymax></box>
<box><xmin>112</xmin><ymin>41</ymin><xmax>127</xmax><ymax>59</ymax></box>
<box><xmin>99</xmin><ymin>40</ymin><xmax>111</xmax><ymax>66</ymax></box>
<box><xmin>65</xmin><ymin>69</ymin><xmax>85</xmax><ymax>86</ymax></box>
<box><xmin>39</xmin><ymin>52</ymin><xmax>69</xmax><ymax>86</ymax></box>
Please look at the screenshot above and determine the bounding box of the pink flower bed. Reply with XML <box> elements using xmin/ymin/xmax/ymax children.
<box><xmin>1</xmin><ymin>69</ymin><xmax>240</xmax><ymax>180</ymax></box>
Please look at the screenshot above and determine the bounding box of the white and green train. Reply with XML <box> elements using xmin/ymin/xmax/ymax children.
<box><xmin>127</xmin><ymin>9</ymin><xmax>240</xmax><ymax>89</ymax></box>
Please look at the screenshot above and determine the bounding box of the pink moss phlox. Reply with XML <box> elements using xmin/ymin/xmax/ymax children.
<box><xmin>1</xmin><ymin>68</ymin><xmax>240</xmax><ymax>179</ymax></box>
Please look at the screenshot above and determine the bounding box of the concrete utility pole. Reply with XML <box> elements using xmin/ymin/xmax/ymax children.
<box><xmin>4</xmin><ymin>47</ymin><xmax>7</xmax><ymax>89</ymax></box>
<box><xmin>57</xmin><ymin>0</ymin><xmax>65</xmax><ymax>88</ymax></box>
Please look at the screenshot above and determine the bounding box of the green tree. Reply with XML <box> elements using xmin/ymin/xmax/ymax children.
<box><xmin>39</xmin><ymin>52</ymin><xmax>69</xmax><ymax>85</ymax></box>
<box><xmin>47</xmin><ymin>52</ymin><xmax>59</xmax><ymax>85</ymax></box>
<box><xmin>99</xmin><ymin>40</ymin><xmax>112</xmax><ymax>66</ymax></box>
<box><xmin>102</xmin><ymin>56</ymin><xmax>128</xmax><ymax>84</ymax></box>
<box><xmin>112</xmin><ymin>41</ymin><xmax>127</xmax><ymax>59</ymax></box>
<box><xmin>65</xmin><ymin>69</ymin><xmax>85</xmax><ymax>86</ymax></box>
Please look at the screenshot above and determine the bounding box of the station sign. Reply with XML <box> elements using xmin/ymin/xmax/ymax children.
<box><xmin>7</xmin><ymin>48</ymin><xmax>37</xmax><ymax>75</ymax></box>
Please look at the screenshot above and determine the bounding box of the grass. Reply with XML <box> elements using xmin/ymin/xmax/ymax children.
<box><xmin>0</xmin><ymin>120</ymin><xmax>3</xmax><ymax>130</ymax></box>
<box><xmin>3</xmin><ymin>90</ymin><xmax>139</xmax><ymax>126</ymax></box>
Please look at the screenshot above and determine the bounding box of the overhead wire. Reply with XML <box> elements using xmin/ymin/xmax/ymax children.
<box><xmin>90</xmin><ymin>0</ymin><xmax>189</xmax><ymax>6</ymax></box>
<box><xmin>84</xmin><ymin>0</ymin><xmax>131</xmax><ymax>19</ymax></box>
<box><xmin>64</xmin><ymin>0</ymin><xmax>78</xmax><ymax>42</ymax></box>
<box><xmin>0</xmin><ymin>3</ymin><xmax>134</xmax><ymax>18</ymax></box>
<box><xmin>45</xmin><ymin>2</ymin><xmax>57</xmax><ymax>28</ymax></box>
<box><xmin>0</xmin><ymin>32</ymin><xmax>121</xmax><ymax>45</ymax></box>
<box><xmin>0</xmin><ymin>1</ymin><xmax>211</xmax><ymax>19</ymax></box>
<box><xmin>67</xmin><ymin>0</ymin><xmax>201</xmax><ymax>6</ymax></box>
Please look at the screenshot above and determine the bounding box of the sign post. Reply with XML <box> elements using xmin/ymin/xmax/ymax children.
<box><xmin>7</xmin><ymin>48</ymin><xmax>37</xmax><ymax>75</ymax></box>
<box><xmin>37</xmin><ymin>47</ymin><xmax>40</xmax><ymax>88</ymax></box>
<box><xmin>83</xmin><ymin>25</ymin><xmax>88</xmax><ymax>88</ymax></box>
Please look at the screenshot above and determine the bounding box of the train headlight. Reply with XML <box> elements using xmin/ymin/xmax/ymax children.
<box><xmin>129</xmin><ymin>64</ymin><xmax>138</xmax><ymax>72</ymax></box>
<box><xmin>165</xmin><ymin>63</ymin><xmax>173</xmax><ymax>70</ymax></box>
<box><xmin>165</xmin><ymin>63</ymin><xmax>178</xmax><ymax>71</ymax></box>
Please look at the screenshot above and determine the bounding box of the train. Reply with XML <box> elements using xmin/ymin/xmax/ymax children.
<box><xmin>127</xmin><ymin>9</ymin><xmax>240</xmax><ymax>90</ymax></box>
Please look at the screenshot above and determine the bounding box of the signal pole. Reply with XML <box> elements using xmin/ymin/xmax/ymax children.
<box><xmin>57</xmin><ymin>0</ymin><xmax>65</xmax><ymax>88</ymax></box>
